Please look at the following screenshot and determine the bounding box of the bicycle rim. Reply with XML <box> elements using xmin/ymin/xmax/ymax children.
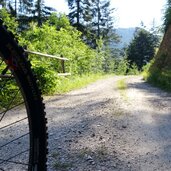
<box><xmin>0</xmin><ymin>21</ymin><xmax>48</xmax><ymax>170</ymax></box>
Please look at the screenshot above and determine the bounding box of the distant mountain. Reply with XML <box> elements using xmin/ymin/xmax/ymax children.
<box><xmin>115</xmin><ymin>27</ymin><xmax>136</xmax><ymax>49</ymax></box>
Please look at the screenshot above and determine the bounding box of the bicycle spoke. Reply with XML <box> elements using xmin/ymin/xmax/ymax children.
<box><xmin>0</xmin><ymin>102</ymin><xmax>24</xmax><ymax>116</ymax></box>
<box><xmin>0</xmin><ymin>116</ymin><xmax>27</xmax><ymax>130</ymax></box>
<box><xmin>0</xmin><ymin>133</ymin><xmax>29</xmax><ymax>148</ymax></box>
<box><xmin>0</xmin><ymin>90</ymin><xmax>20</xmax><ymax>121</ymax></box>
<box><xmin>0</xmin><ymin>61</ymin><xmax>30</xmax><ymax>170</ymax></box>
<box><xmin>0</xmin><ymin>75</ymin><xmax>14</xmax><ymax>78</ymax></box>
<box><xmin>0</xmin><ymin>149</ymin><xmax>29</xmax><ymax>165</ymax></box>
<box><xmin>0</xmin><ymin>158</ymin><xmax>28</xmax><ymax>166</ymax></box>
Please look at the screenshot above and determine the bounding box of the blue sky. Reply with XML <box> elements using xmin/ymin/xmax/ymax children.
<box><xmin>45</xmin><ymin>0</ymin><xmax>167</xmax><ymax>28</ymax></box>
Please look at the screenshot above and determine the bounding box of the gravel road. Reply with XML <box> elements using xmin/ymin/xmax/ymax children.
<box><xmin>46</xmin><ymin>75</ymin><xmax>171</xmax><ymax>171</ymax></box>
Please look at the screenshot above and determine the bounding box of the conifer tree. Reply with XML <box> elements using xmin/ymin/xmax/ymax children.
<box><xmin>91</xmin><ymin>0</ymin><xmax>116</xmax><ymax>48</ymax></box>
<box><xmin>164</xmin><ymin>0</ymin><xmax>171</xmax><ymax>31</ymax></box>
<box><xmin>127</xmin><ymin>28</ymin><xmax>159</xmax><ymax>70</ymax></box>
<box><xmin>67</xmin><ymin>0</ymin><xmax>86</xmax><ymax>31</ymax></box>
<box><xmin>0</xmin><ymin>0</ymin><xmax>55</xmax><ymax>28</ymax></box>
<box><xmin>33</xmin><ymin>0</ymin><xmax>55</xmax><ymax>26</ymax></box>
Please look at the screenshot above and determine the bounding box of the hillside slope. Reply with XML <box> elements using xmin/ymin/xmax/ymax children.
<box><xmin>147</xmin><ymin>25</ymin><xmax>171</xmax><ymax>89</ymax></box>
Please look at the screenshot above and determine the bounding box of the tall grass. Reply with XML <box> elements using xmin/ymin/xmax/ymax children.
<box><xmin>146</xmin><ymin>69</ymin><xmax>171</xmax><ymax>91</ymax></box>
<box><xmin>143</xmin><ymin>58</ymin><xmax>171</xmax><ymax>92</ymax></box>
<box><xmin>52</xmin><ymin>74</ymin><xmax>113</xmax><ymax>94</ymax></box>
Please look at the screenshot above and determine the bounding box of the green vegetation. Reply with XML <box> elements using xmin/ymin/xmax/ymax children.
<box><xmin>144</xmin><ymin>56</ymin><xmax>171</xmax><ymax>91</ymax></box>
<box><xmin>0</xmin><ymin>7</ymin><xmax>139</xmax><ymax>99</ymax></box>
<box><xmin>144</xmin><ymin>0</ymin><xmax>171</xmax><ymax>91</ymax></box>
<box><xmin>148</xmin><ymin>70</ymin><xmax>171</xmax><ymax>91</ymax></box>
<box><xmin>0</xmin><ymin>8</ymin><xmax>18</xmax><ymax>34</ymax></box>
<box><xmin>117</xmin><ymin>78</ymin><xmax>128</xmax><ymax>100</ymax></box>
<box><xmin>117</xmin><ymin>78</ymin><xmax>127</xmax><ymax>90</ymax></box>
<box><xmin>1</xmin><ymin>0</ymin><xmax>162</xmax><ymax>108</ymax></box>
<box><xmin>67</xmin><ymin>0</ymin><xmax>118</xmax><ymax>49</ymax></box>
<box><xmin>163</xmin><ymin>0</ymin><xmax>171</xmax><ymax>31</ymax></box>
<box><xmin>127</xmin><ymin>27</ymin><xmax>159</xmax><ymax>71</ymax></box>
<box><xmin>45</xmin><ymin>74</ymin><xmax>110</xmax><ymax>95</ymax></box>
<box><xmin>53</xmin><ymin>162</ymin><xmax>72</xmax><ymax>171</ymax></box>
<box><xmin>51</xmin><ymin>151</ymin><xmax>72</xmax><ymax>170</ymax></box>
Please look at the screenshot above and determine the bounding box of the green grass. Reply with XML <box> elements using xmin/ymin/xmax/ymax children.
<box><xmin>53</xmin><ymin>73</ymin><xmax>114</xmax><ymax>94</ymax></box>
<box><xmin>116</xmin><ymin>78</ymin><xmax>128</xmax><ymax>100</ymax></box>
<box><xmin>117</xmin><ymin>78</ymin><xmax>127</xmax><ymax>90</ymax></box>
<box><xmin>145</xmin><ymin>69</ymin><xmax>171</xmax><ymax>92</ymax></box>
<box><xmin>51</xmin><ymin>151</ymin><xmax>72</xmax><ymax>170</ymax></box>
<box><xmin>53</xmin><ymin>162</ymin><xmax>72</xmax><ymax>171</ymax></box>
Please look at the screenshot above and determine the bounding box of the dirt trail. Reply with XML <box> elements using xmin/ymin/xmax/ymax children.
<box><xmin>46</xmin><ymin>76</ymin><xmax>171</xmax><ymax>171</ymax></box>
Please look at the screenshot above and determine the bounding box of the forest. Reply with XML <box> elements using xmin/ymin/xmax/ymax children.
<box><xmin>0</xmin><ymin>0</ymin><xmax>167</xmax><ymax>95</ymax></box>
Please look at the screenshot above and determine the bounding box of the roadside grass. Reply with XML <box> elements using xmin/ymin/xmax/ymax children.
<box><xmin>78</xmin><ymin>147</ymin><xmax>92</xmax><ymax>158</ymax></box>
<box><xmin>144</xmin><ymin>69</ymin><xmax>171</xmax><ymax>92</ymax></box>
<box><xmin>51</xmin><ymin>152</ymin><xmax>72</xmax><ymax>170</ymax></box>
<box><xmin>53</xmin><ymin>162</ymin><xmax>72</xmax><ymax>171</ymax></box>
<box><xmin>142</xmin><ymin>57</ymin><xmax>171</xmax><ymax>92</ymax></box>
<box><xmin>116</xmin><ymin>78</ymin><xmax>128</xmax><ymax>101</ymax></box>
<box><xmin>117</xmin><ymin>78</ymin><xmax>127</xmax><ymax>90</ymax></box>
<box><xmin>96</xmin><ymin>144</ymin><xmax>108</xmax><ymax>160</ymax></box>
<box><xmin>78</xmin><ymin>145</ymin><xmax>108</xmax><ymax>162</ymax></box>
<box><xmin>54</xmin><ymin>73</ymin><xmax>114</xmax><ymax>94</ymax></box>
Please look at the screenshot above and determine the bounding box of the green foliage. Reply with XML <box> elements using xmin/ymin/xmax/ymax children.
<box><xmin>0</xmin><ymin>78</ymin><xmax>22</xmax><ymax>108</ymax></box>
<box><xmin>143</xmin><ymin>53</ymin><xmax>171</xmax><ymax>91</ymax></box>
<box><xmin>146</xmin><ymin>68</ymin><xmax>171</xmax><ymax>91</ymax></box>
<box><xmin>112</xmin><ymin>57</ymin><xmax>139</xmax><ymax>76</ymax></box>
<box><xmin>142</xmin><ymin>59</ymin><xmax>154</xmax><ymax>79</ymax></box>
<box><xmin>0</xmin><ymin>9</ymin><xmax>132</xmax><ymax>99</ymax></box>
<box><xmin>18</xmin><ymin>14</ymin><xmax>105</xmax><ymax>94</ymax></box>
<box><xmin>48</xmin><ymin>13</ymin><xmax>71</xmax><ymax>30</ymax></box>
<box><xmin>0</xmin><ymin>63</ymin><xmax>22</xmax><ymax>108</ymax></box>
<box><xmin>127</xmin><ymin>63</ymin><xmax>140</xmax><ymax>75</ymax></box>
<box><xmin>144</xmin><ymin>54</ymin><xmax>171</xmax><ymax>91</ymax></box>
<box><xmin>0</xmin><ymin>8</ymin><xmax>18</xmax><ymax>34</ymax></box>
<box><xmin>127</xmin><ymin>28</ymin><xmax>159</xmax><ymax>70</ymax></box>
<box><xmin>90</xmin><ymin>0</ymin><xmax>116</xmax><ymax>48</ymax></box>
<box><xmin>114</xmin><ymin>58</ymin><xmax>129</xmax><ymax>75</ymax></box>
<box><xmin>33</xmin><ymin>65</ymin><xmax>60</xmax><ymax>95</ymax></box>
<box><xmin>163</xmin><ymin>0</ymin><xmax>171</xmax><ymax>31</ymax></box>
<box><xmin>67</xmin><ymin>0</ymin><xmax>118</xmax><ymax>49</ymax></box>
<box><xmin>117</xmin><ymin>79</ymin><xmax>127</xmax><ymax>90</ymax></box>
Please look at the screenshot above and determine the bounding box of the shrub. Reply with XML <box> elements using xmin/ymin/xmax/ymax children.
<box><xmin>114</xmin><ymin>58</ymin><xmax>129</xmax><ymax>75</ymax></box>
<box><xmin>33</xmin><ymin>65</ymin><xmax>60</xmax><ymax>95</ymax></box>
<box><xmin>127</xmin><ymin>63</ymin><xmax>139</xmax><ymax>75</ymax></box>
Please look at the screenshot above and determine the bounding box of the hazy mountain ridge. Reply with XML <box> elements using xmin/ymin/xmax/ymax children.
<box><xmin>115</xmin><ymin>27</ymin><xmax>136</xmax><ymax>49</ymax></box>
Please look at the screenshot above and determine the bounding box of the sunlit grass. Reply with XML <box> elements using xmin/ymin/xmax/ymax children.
<box><xmin>117</xmin><ymin>78</ymin><xmax>127</xmax><ymax>90</ymax></box>
<box><xmin>54</xmin><ymin>74</ymin><xmax>114</xmax><ymax>94</ymax></box>
<box><xmin>116</xmin><ymin>78</ymin><xmax>128</xmax><ymax>101</ymax></box>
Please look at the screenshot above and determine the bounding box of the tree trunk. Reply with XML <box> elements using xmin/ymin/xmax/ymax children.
<box><xmin>14</xmin><ymin>0</ymin><xmax>17</xmax><ymax>17</ymax></box>
<box><xmin>97</xmin><ymin>0</ymin><xmax>100</xmax><ymax>39</ymax></box>
<box><xmin>37</xmin><ymin>0</ymin><xmax>42</xmax><ymax>26</ymax></box>
<box><xmin>76</xmin><ymin>0</ymin><xmax>80</xmax><ymax>29</ymax></box>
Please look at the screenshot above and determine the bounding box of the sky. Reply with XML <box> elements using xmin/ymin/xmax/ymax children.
<box><xmin>45</xmin><ymin>0</ymin><xmax>167</xmax><ymax>29</ymax></box>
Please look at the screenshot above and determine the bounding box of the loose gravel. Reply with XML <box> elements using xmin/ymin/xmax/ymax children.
<box><xmin>45</xmin><ymin>76</ymin><xmax>171</xmax><ymax>171</ymax></box>
<box><xmin>1</xmin><ymin>75</ymin><xmax>171</xmax><ymax>171</ymax></box>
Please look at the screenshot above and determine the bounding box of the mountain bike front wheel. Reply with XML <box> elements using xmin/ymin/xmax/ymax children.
<box><xmin>0</xmin><ymin>20</ymin><xmax>48</xmax><ymax>170</ymax></box>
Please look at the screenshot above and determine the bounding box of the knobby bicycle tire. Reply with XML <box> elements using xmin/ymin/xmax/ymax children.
<box><xmin>0</xmin><ymin>20</ymin><xmax>48</xmax><ymax>170</ymax></box>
